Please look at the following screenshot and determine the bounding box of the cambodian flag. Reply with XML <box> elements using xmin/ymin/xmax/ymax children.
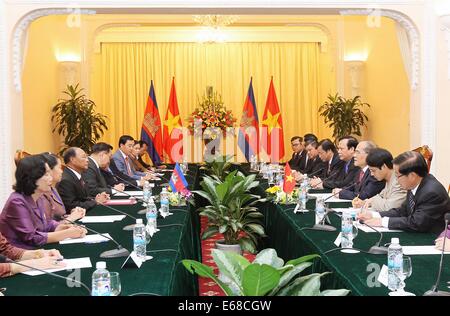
<box><xmin>169</xmin><ymin>163</ymin><xmax>188</xmax><ymax>193</ymax></box>
<box><xmin>141</xmin><ymin>80</ymin><xmax>163</xmax><ymax>165</ymax></box>
<box><xmin>238</xmin><ymin>78</ymin><xmax>259</xmax><ymax>162</ymax></box>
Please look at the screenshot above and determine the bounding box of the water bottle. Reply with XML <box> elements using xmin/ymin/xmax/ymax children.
<box><xmin>146</xmin><ymin>196</ymin><xmax>158</xmax><ymax>240</ymax></box>
<box><xmin>142</xmin><ymin>181</ymin><xmax>152</xmax><ymax>203</ymax></box>
<box><xmin>388</xmin><ymin>238</ymin><xmax>403</xmax><ymax>291</ymax></box>
<box><xmin>183</xmin><ymin>158</ymin><xmax>189</xmax><ymax>172</ymax></box>
<box><xmin>315</xmin><ymin>196</ymin><xmax>326</xmax><ymax>222</ymax></box>
<box><xmin>250</xmin><ymin>155</ymin><xmax>257</xmax><ymax>171</ymax></box>
<box><xmin>133</xmin><ymin>219</ymin><xmax>146</xmax><ymax>260</ymax></box>
<box><xmin>160</xmin><ymin>187</ymin><xmax>170</xmax><ymax>217</ymax></box>
<box><xmin>91</xmin><ymin>261</ymin><xmax>111</xmax><ymax>296</ymax></box>
<box><xmin>341</xmin><ymin>211</ymin><xmax>354</xmax><ymax>248</ymax></box>
<box><xmin>298</xmin><ymin>175</ymin><xmax>308</xmax><ymax>211</ymax></box>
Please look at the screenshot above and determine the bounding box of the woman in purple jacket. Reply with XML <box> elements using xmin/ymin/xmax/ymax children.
<box><xmin>435</xmin><ymin>226</ymin><xmax>450</xmax><ymax>251</ymax></box>
<box><xmin>0</xmin><ymin>155</ymin><xmax>87</xmax><ymax>249</ymax></box>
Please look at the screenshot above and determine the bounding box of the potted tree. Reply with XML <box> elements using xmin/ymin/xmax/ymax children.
<box><xmin>318</xmin><ymin>93</ymin><xmax>370</xmax><ymax>140</ymax></box>
<box><xmin>51</xmin><ymin>84</ymin><xmax>108</xmax><ymax>154</ymax></box>
<box><xmin>194</xmin><ymin>170</ymin><xmax>265</xmax><ymax>254</ymax></box>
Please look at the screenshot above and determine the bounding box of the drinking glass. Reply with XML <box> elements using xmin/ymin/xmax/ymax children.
<box><xmin>110</xmin><ymin>272</ymin><xmax>121</xmax><ymax>296</ymax></box>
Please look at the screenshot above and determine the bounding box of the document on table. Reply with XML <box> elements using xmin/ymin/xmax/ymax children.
<box><xmin>59</xmin><ymin>233</ymin><xmax>112</xmax><ymax>244</ymax></box>
<box><xmin>22</xmin><ymin>257</ymin><xmax>92</xmax><ymax>276</ymax></box>
<box><xmin>113</xmin><ymin>190</ymin><xmax>143</xmax><ymax>197</ymax></box>
<box><xmin>402</xmin><ymin>246</ymin><xmax>450</xmax><ymax>255</ymax></box>
<box><xmin>79</xmin><ymin>215</ymin><xmax>125</xmax><ymax>223</ymax></box>
<box><xmin>354</xmin><ymin>222</ymin><xmax>403</xmax><ymax>233</ymax></box>
<box><xmin>307</xmin><ymin>193</ymin><xmax>351</xmax><ymax>203</ymax></box>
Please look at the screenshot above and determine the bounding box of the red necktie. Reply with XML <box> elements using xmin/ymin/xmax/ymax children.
<box><xmin>125</xmin><ymin>157</ymin><xmax>132</xmax><ymax>176</ymax></box>
<box><xmin>358</xmin><ymin>170</ymin><xmax>365</xmax><ymax>183</ymax></box>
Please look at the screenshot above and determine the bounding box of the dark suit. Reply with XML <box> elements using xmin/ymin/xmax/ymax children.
<box><xmin>339</xmin><ymin>168</ymin><xmax>385</xmax><ymax>200</ymax></box>
<box><xmin>288</xmin><ymin>150</ymin><xmax>306</xmax><ymax>172</ymax></box>
<box><xmin>381</xmin><ymin>174</ymin><xmax>450</xmax><ymax>234</ymax></box>
<box><xmin>83</xmin><ymin>157</ymin><xmax>111</xmax><ymax>196</ymax></box>
<box><xmin>56</xmin><ymin>167</ymin><xmax>97</xmax><ymax>212</ymax></box>
<box><xmin>322</xmin><ymin>156</ymin><xmax>359</xmax><ymax>190</ymax></box>
<box><xmin>303</xmin><ymin>156</ymin><xmax>326</xmax><ymax>177</ymax></box>
<box><xmin>101</xmin><ymin>167</ymin><xmax>120</xmax><ymax>187</ymax></box>
<box><xmin>108</xmin><ymin>159</ymin><xmax>140</xmax><ymax>190</ymax></box>
<box><xmin>138</xmin><ymin>156</ymin><xmax>151</xmax><ymax>169</ymax></box>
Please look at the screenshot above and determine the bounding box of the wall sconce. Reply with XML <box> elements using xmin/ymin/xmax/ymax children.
<box><xmin>58</xmin><ymin>61</ymin><xmax>80</xmax><ymax>92</ymax></box>
<box><xmin>345</xmin><ymin>60</ymin><xmax>365</xmax><ymax>98</ymax></box>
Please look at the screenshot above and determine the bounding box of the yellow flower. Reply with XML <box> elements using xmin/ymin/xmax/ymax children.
<box><xmin>266</xmin><ymin>186</ymin><xmax>281</xmax><ymax>194</ymax></box>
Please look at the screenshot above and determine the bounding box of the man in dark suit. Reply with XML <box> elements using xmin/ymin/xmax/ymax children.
<box><xmin>293</xmin><ymin>140</ymin><xmax>326</xmax><ymax>181</ymax></box>
<box><xmin>360</xmin><ymin>151</ymin><xmax>450</xmax><ymax>234</ymax></box>
<box><xmin>338</xmin><ymin>141</ymin><xmax>385</xmax><ymax>200</ymax></box>
<box><xmin>288</xmin><ymin>136</ymin><xmax>306</xmax><ymax>172</ymax></box>
<box><xmin>83</xmin><ymin>143</ymin><xmax>125</xmax><ymax>196</ymax></box>
<box><xmin>56</xmin><ymin>147</ymin><xmax>109</xmax><ymax>213</ymax></box>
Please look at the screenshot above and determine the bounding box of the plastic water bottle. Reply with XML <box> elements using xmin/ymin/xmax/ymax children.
<box><xmin>341</xmin><ymin>211</ymin><xmax>354</xmax><ymax>248</ymax></box>
<box><xmin>315</xmin><ymin>196</ymin><xmax>326</xmax><ymax>222</ymax></box>
<box><xmin>388</xmin><ymin>238</ymin><xmax>403</xmax><ymax>291</ymax></box>
<box><xmin>142</xmin><ymin>181</ymin><xmax>152</xmax><ymax>203</ymax></box>
<box><xmin>133</xmin><ymin>219</ymin><xmax>146</xmax><ymax>260</ymax></box>
<box><xmin>160</xmin><ymin>187</ymin><xmax>170</xmax><ymax>217</ymax></box>
<box><xmin>298</xmin><ymin>175</ymin><xmax>308</xmax><ymax>211</ymax></box>
<box><xmin>91</xmin><ymin>261</ymin><xmax>111</xmax><ymax>296</ymax></box>
<box><xmin>146</xmin><ymin>197</ymin><xmax>158</xmax><ymax>240</ymax></box>
<box><xmin>183</xmin><ymin>158</ymin><xmax>189</xmax><ymax>172</ymax></box>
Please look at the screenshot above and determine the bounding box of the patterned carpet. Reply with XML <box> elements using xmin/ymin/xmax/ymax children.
<box><xmin>198</xmin><ymin>216</ymin><xmax>256</xmax><ymax>296</ymax></box>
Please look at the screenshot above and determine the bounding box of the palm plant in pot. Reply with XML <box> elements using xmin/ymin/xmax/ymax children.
<box><xmin>193</xmin><ymin>170</ymin><xmax>265</xmax><ymax>254</ymax></box>
<box><xmin>51</xmin><ymin>84</ymin><xmax>108</xmax><ymax>155</ymax></box>
<box><xmin>318</xmin><ymin>93</ymin><xmax>370</xmax><ymax>141</ymax></box>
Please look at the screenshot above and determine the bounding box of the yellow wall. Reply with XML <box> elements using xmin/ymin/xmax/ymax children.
<box><xmin>22</xmin><ymin>14</ymin><xmax>409</xmax><ymax>158</ymax></box>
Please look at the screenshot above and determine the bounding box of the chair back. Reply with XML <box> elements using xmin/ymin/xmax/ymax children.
<box><xmin>412</xmin><ymin>145</ymin><xmax>433</xmax><ymax>171</ymax></box>
<box><xmin>14</xmin><ymin>150</ymin><xmax>31</xmax><ymax>166</ymax></box>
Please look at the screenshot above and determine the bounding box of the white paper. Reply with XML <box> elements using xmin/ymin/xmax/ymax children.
<box><xmin>59</xmin><ymin>233</ymin><xmax>112</xmax><ymax>244</ymax></box>
<box><xmin>334</xmin><ymin>233</ymin><xmax>342</xmax><ymax>247</ymax></box>
<box><xmin>377</xmin><ymin>264</ymin><xmax>389</xmax><ymax>287</ymax></box>
<box><xmin>22</xmin><ymin>257</ymin><xmax>92</xmax><ymax>276</ymax></box>
<box><xmin>79</xmin><ymin>215</ymin><xmax>125</xmax><ymax>223</ymax></box>
<box><xmin>308</xmin><ymin>193</ymin><xmax>351</xmax><ymax>203</ymax></box>
<box><xmin>402</xmin><ymin>246</ymin><xmax>450</xmax><ymax>255</ymax></box>
<box><xmin>114</xmin><ymin>190</ymin><xmax>143</xmax><ymax>197</ymax></box>
<box><xmin>354</xmin><ymin>222</ymin><xmax>403</xmax><ymax>233</ymax></box>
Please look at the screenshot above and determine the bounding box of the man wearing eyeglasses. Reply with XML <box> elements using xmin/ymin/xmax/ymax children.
<box><xmin>288</xmin><ymin>136</ymin><xmax>306</xmax><ymax>172</ymax></box>
<box><xmin>359</xmin><ymin>151</ymin><xmax>450</xmax><ymax>234</ymax></box>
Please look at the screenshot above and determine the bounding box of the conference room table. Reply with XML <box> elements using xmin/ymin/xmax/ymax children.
<box><xmin>0</xmin><ymin>165</ymin><xmax>201</xmax><ymax>296</ymax></box>
<box><xmin>251</xmin><ymin>173</ymin><xmax>450</xmax><ymax>296</ymax></box>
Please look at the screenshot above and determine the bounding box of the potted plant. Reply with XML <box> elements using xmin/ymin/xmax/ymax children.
<box><xmin>194</xmin><ymin>170</ymin><xmax>265</xmax><ymax>254</ymax></box>
<box><xmin>318</xmin><ymin>93</ymin><xmax>370</xmax><ymax>140</ymax></box>
<box><xmin>182</xmin><ymin>248</ymin><xmax>350</xmax><ymax>296</ymax></box>
<box><xmin>51</xmin><ymin>84</ymin><xmax>108</xmax><ymax>154</ymax></box>
<box><xmin>202</xmin><ymin>154</ymin><xmax>234</xmax><ymax>181</ymax></box>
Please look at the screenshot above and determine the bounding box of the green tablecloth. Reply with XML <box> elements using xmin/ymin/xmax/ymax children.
<box><xmin>254</xmin><ymin>177</ymin><xmax>450</xmax><ymax>296</ymax></box>
<box><xmin>0</xmin><ymin>166</ymin><xmax>201</xmax><ymax>296</ymax></box>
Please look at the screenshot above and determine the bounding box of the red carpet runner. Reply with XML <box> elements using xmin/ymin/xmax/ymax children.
<box><xmin>198</xmin><ymin>216</ymin><xmax>256</xmax><ymax>296</ymax></box>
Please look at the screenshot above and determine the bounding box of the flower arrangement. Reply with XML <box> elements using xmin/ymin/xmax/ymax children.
<box><xmin>187</xmin><ymin>87</ymin><xmax>237</xmax><ymax>139</ymax></box>
<box><xmin>167</xmin><ymin>187</ymin><xmax>193</xmax><ymax>206</ymax></box>
<box><xmin>265</xmin><ymin>186</ymin><xmax>299</xmax><ymax>204</ymax></box>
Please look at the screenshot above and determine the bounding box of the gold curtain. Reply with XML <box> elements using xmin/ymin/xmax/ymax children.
<box><xmin>91</xmin><ymin>42</ymin><xmax>322</xmax><ymax>162</ymax></box>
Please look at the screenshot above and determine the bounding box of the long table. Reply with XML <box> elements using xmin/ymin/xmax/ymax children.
<box><xmin>0</xmin><ymin>166</ymin><xmax>201</xmax><ymax>296</ymax></box>
<box><xmin>253</xmin><ymin>174</ymin><xmax>450</xmax><ymax>296</ymax></box>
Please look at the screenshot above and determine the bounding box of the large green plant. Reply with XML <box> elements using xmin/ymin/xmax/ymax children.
<box><xmin>51</xmin><ymin>84</ymin><xmax>108</xmax><ymax>154</ymax></box>
<box><xmin>194</xmin><ymin>170</ymin><xmax>265</xmax><ymax>253</ymax></box>
<box><xmin>182</xmin><ymin>248</ymin><xmax>350</xmax><ymax>296</ymax></box>
<box><xmin>319</xmin><ymin>93</ymin><xmax>370</xmax><ymax>140</ymax></box>
<box><xmin>203</xmin><ymin>154</ymin><xmax>234</xmax><ymax>181</ymax></box>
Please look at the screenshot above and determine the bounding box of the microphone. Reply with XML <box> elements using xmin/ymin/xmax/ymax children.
<box><xmin>359</xmin><ymin>220</ymin><xmax>388</xmax><ymax>254</ymax></box>
<box><xmin>63</xmin><ymin>218</ymin><xmax>130</xmax><ymax>259</ymax></box>
<box><xmin>424</xmin><ymin>213</ymin><xmax>450</xmax><ymax>296</ymax></box>
<box><xmin>110</xmin><ymin>186</ymin><xmax>149</xmax><ymax>215</ymax></box>
<box><xmin>305</xmin><ymin>167</ymin><xmax>324</xmax><ymax>179</ymax></box>
<box><xmin>310</xmin><ymin>168</ymin><xmax>340</xmax><ymax>189</ymax></box>
<box><xmin>88</xmin><ymin>197</ymin><xmax>139</xmax><ymax>231</ymax></box>
<box><xmin>112</xmin><ymin>173</ymin><xmax>143</xmax><ymax>191</ymax></box>
<box><xmin>0</xmin><ymin>254</ymin><xmax>90</xmax><ymax>295</ymax></box>
<box><xmin>310</xmin><ymin>182</ymin><xmax>358</xmax><ymax>232</ymax></box>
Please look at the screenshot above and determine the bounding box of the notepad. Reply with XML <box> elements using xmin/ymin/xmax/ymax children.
<box><xmin>104</xmin><ymin>199</ymin><xmax>137</xmax><ymax>206</ymax></box>
<box><xmin>22</xmin><ymin>257</ymin><xmax>92</xmax><ymax>276</ymax></box>
<box><xmin>113</xmin><ymin>190</ymin><xmax>144</xmax><ymax>197</ymax></box>
<box><xmin>79</xmin><ymin>215</ymin><xmax>125</xmax><ymax>223</ymax></box>
<box><xmin>59</xmin><ymin>233</ymin><xmax>112</xmax><ymax>244</ymax></box>
<box><xmin>354</xmin><ymin>223</ymin><xmax>403</xmax><ymax>233</ymax></box>
<box><xmin>307</xmin><ymin>193</ymin><xmax>351</xmax><ymax>203</ymax></box>
<box><xmin>402</xmin><ymin>246</ymin><xmax>450</xmax><ymax>255</ymax></box>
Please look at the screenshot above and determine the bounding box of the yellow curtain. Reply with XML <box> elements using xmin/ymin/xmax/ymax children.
<box><xmin>91</xmin><ymin>42</ymin><xmax>322</xmax><ymax>162</ymax></box>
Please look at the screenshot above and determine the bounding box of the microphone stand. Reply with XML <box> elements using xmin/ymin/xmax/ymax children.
<box><xmin>64</xmin><ymin>218</ymin><xmax>130</xmax><ymax>259</ymax></box>
<box><xmin>89</xmin><ymin>197</ymin><xmax>139</xmax><ymax>231</ymax></box>
<box><xmin>424</xmin><ymin>214</ymin><xmax>450</xmax><ymax>296</ymax></box>
<box><xmin>359</xmin><ymin>221</ymin><xmax>388</xmax><ymax>254</ymax></box>
<box><xmin>1</xmin><ymin>255</ymin><xmax>90</xmax><ymax>295</ymax></box>
<box><xmin>111</xmin><ymin>186</ymin><xmax>149</xmax><ymax>215</ymax></box>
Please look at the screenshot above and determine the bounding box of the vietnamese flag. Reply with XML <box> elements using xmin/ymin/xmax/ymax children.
<box><xmin>163</xmin><ymin>78</ymin><xmax>183</xmax><ymax>163</ymax></box>
<box><xmin>261</xmin><ymin>77</ymin><xmax>285</xmax><ymax>163</ymax></box>
<box><xmin>283</xmin><ymin>163</ymin><xmax>295</xmax><ymax>194</ymax></box>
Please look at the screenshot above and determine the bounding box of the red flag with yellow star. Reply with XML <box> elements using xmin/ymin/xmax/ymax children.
<box><xmin>261</xmin><ymin>78</ymin><xmax>285</xmax><ymax>162</ymax></box>
<box><xmin>163</xmin><ymin>78</ymin><xmax>183</xmax><ymax>163</ymax></box>
<box><xmin>283</xmin><ymin>163</ymin><xmax>295</xmax><ymax>194</ymax></box>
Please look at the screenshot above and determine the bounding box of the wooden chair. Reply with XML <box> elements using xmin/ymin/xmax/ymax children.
<box><xmin>412</xmin><ymin>145</ymin><xmax>433</xmax><ymax>171</ymax></box>
<box><xmin>14</xmin><ymin>149</ymin><xmax>31</xmax><ymax>166</ymax></box>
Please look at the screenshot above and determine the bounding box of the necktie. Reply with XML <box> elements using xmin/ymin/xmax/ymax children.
<box><xmin>408</xmin><ymin>191</ymin><xmax>415</xmax><ymax>213</ymax></box>
<box><xmin>358</xmin><ymin>170</ymin><xmax>365</xmax><ymax>183</ymax></box>
<box><xmin>125</xmin><ymin>156</ymin><xmax>132</xmax><ymax>176</ymax></box>
<box><xmin>80</xmin><ymin>178</ymin><xmax>85</xmax><ymax>187</ymax></box>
